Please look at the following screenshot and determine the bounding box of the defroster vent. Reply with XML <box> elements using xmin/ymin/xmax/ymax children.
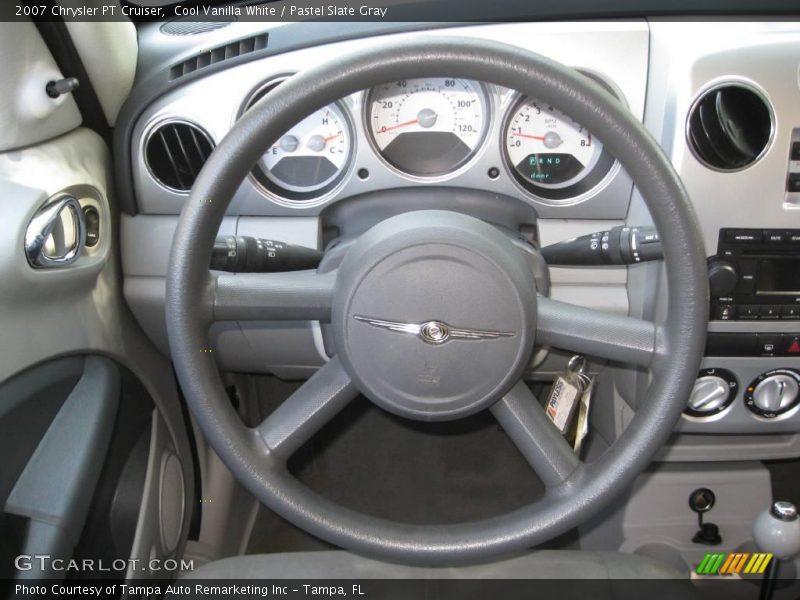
<box><xmin>169</xmin><ymin>33</ymin><xmax>268</xmax><ymax>80</ymax></box>
<box><xmin>144</xmin><ymin>120</ymin><xmax>214</xmax><ymax>192</ymax></box>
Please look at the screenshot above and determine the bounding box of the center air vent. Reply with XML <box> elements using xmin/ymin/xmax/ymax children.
<box><xmin>686</xmin><ymin>83</ymin><xmax>773</xmax><ymax>171</ymax></box>
<box><xmin>144</xmin><ymin>120</ymin><xmax>214</xmax><ymax>192</ymax></box>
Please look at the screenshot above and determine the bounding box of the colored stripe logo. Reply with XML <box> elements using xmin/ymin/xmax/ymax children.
<box><xmin>696</xmin><ymin>552</ymin><xmax>773</xmax><ymax>575</ymax></box>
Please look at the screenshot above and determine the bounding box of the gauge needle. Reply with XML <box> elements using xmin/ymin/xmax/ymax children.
<box><xmin>378</xmin><ymin>119</ymin><xmax>419</xmax><ymax>133</ymax></box>
<box><xmin>323</xmin><ymin>133</ymin><xmax>341</xmax><ymax>142</ymax></box>
<box><xmin>511</xmin><ymin>133</ymin><xmax>546</xmax><ymax>141</ymax></box>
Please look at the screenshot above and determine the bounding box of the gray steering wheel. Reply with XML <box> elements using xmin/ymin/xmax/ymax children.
<box><xmin>166</xmin><ymin>37</ymin><xmax>708</xmax><ymax>565</ymax></box>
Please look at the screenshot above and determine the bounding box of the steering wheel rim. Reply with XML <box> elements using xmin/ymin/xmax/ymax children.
<box><xmin>166</xmin><ymin>37</ymin><xmax>708</xmax><ymax>565</ymax></box>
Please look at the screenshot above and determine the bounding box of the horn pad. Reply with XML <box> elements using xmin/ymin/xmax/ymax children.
<box><xmin>332</xmin><ymin>211</ymin><xmax>537</xmax><ymax>421</ymax></box>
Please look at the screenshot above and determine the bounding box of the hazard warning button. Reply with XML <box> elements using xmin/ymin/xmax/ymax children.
<box><xmin>782</xmin><ymin>334</ymin><xmax>800</xmax><ymax>356</ymax></box>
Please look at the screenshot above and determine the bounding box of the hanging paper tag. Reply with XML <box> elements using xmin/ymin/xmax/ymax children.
<box><xmin>545</xmin><ymin>374</ymin><xmax>582</xmax><ymax>434</ymax></box>
<box><xmin>571</xmin><ymin>378</ymin><xmax>595</xmax><ymax>455</ymax></box>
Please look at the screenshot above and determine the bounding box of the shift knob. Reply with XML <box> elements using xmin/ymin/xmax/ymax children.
<box><xmin>753</xmin><ymin>501</ymin><xmax>800</xmax><ymax>560</ymax></box>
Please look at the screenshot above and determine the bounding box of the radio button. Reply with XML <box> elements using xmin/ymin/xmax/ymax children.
<box><xmin>726</xmin><ymin>229</ymin><xmax>763</xmax><ymax>244</ymax></box>
<box><xmin>765</xmin><ymin>231</ymin><xmax>786</xmax><ymax>243</ymax></box>
<box><xmin>758</xmin><ymin>333</ymin><xmax>781</xmax><ymax>356</ymax></box>
<box><xmin>714</xmin><ymin>304</ymin><xmax>736</xmax><ymax>320</ymax></box>
<box><xmin>760</xmin><ymin>305</ymin><xmax>781</xmax><ymax>319</ymax></box>
<box><xmin>739</xmin><ymin>305</ymin><xmax>760</xmax><ymax>320</ymax></box>
<box><xmin>786</xmin><ymin>231</ymin><xmax>800</xmax><ymax>244</ymax></box>
<box><xmin>782</xmin><ymin>305</ymin><xmax>800</xmax><ymax>319</ymax></box>
<box><xmin>735</xmin><ymin>260</ymin><xmax>758</xmax><ymax>295</ymax></box>
<box><xmin>782</xmin><ymin>334</ymin><xmax>800</xmax><ymax>356</ymax></box>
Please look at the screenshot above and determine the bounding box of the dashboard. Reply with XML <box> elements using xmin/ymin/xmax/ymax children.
<box><xmin>146</xmin><ymin>75</ymin><xmax>621</xmax><ymax>208</ymax></box>
<box><xmin>120</xmin><ymin>20</ymin><xmax>800</xmax><ymax>462</ymax></box>
<box><xmin>128</xmin><ymin>22</ymin><xmax>643</xmax><ymax>219</ymax></box>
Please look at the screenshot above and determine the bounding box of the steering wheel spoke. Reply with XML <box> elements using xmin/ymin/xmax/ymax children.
<box><xmin>212</xmin><ymin>270</ymin><xmax>336</xmax><ymax>322</ymax></box>
<box><xmin>537</xmin><ymin>296</ymin><xmax>658</xmax><ymax>368</ymax></box>
<box><xmin>255</xmin><ymin>356</ymin><xmax>358</xmax><ymax>460</ymax></box>
<box><xmin>491</xmin><ymin>381</ymin><xmax>582</xmax><ymax>488</ymax></box>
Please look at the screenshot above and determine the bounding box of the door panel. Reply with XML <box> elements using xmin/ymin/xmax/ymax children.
<box><xmin>0</xmin><ymin>22</ymin><xmax>194</xmax><ymax>584</ymax></box>
<box><xmin>3</xmin><ymin>357</ymin><xmax>119</xmax><ymax>579</ymax></box>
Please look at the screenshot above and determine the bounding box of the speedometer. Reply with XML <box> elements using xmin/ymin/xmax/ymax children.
<box><xmin>366</xmin><ymin>78</ymin><xmax>489</xmax><ymax>177</ymax></box>
<box><xmin>503</xmin><ymin>96</ymin><xmax>615</xmax><ymax>201</ymax></box>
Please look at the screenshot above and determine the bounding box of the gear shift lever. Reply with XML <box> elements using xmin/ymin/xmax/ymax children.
<box><xmin>753</xmin><ymin>501</ymin><xmax>800</xmax><ymax>600</ymax></box>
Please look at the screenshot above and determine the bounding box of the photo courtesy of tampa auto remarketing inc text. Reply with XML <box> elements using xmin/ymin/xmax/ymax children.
<box><xmin>1</xmin><ymin>1</ymin><xmax>800</xmax><ymax>598</ymax></box>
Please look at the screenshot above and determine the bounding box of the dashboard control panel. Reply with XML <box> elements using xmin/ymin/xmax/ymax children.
<box><xmin>709</xmin><ymin>228</ymin><xmax>800</xmax><ymax>322</ymax></box>
<box><xmin>706</xmin><ymin>332</ymin><xmax>800</xmax><ymax>357</ymax></box>
<box><xmin>744</xmin><ymin>368</ymin><xmax>800</xmax><ymax>418</ymax></box>
<box><xmin>685</xmin><ymin>367</ymin><xmax>738</xmax><ymax>417</ymax></box>
<box><xmin>685</xmin><ymin>367</ymin><xmax>800</xmax><ymax>421</ymax></box>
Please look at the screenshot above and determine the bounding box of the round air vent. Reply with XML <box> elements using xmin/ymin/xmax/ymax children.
<box><xmin>144</xmin><ymin>120</ymin><xmax>214</xmax><ymax>192</ymax></box>
<box><xmin>686</xmin><ymin>83</ymin><xmax>773</xmax><ymax>171</ymax></box>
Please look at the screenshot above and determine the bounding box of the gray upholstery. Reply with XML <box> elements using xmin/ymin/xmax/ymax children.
<box><xmin>180</xmin><ymin>551</ymin><xmax>697</xmax><ymax>599</ymax></box>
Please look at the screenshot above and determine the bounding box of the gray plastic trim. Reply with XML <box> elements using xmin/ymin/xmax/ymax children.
<box><xmin>5</xmin><ymin>356</ymin><xmax>120</xmax><ymax>572</ymax></box>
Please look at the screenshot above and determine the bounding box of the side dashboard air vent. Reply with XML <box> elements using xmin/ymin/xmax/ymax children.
<box><xmin>686</xmin><ymin>83</ymin><xmax>773</xmax><ymax>171</ymax></box>
<box><xmin>169</xmin><ymin>33</ymin><xmax>268</xmax><ymax>80</ymax></box>
<box><xmin>161</xmin><ymin>19</ymin><xmax>235</xmax><ymax>36</ymax></box>
<box><xmin>144</xmin><ymin>121</ymin><xmax>214</xmax><ymax>192</ymax></box>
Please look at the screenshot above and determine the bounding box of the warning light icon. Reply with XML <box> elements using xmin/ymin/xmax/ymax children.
<box><xmin>789</xmin><ymin>340</ymin><xmax>800</xmax><ymax>354</ymax></box>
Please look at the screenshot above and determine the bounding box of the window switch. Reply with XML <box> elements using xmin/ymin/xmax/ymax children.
<box><xmin>789</xmin><ymin>173</ymin><xmax>800</xmax><ymax>193</ymax></box>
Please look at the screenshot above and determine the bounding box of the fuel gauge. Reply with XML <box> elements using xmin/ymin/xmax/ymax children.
<box><xmin>258</xmin><ymin>103</ymin><xmax>353</xmax><ymax>198</ymax></box>
<box><xmin>244</xmin><ymin>79</ymin><xmax>354</xmax><ymax>202</ymax></box>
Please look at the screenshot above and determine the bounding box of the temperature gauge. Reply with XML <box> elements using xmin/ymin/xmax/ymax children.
<box><xmin>257</xmin><ymin>103</ymin><xmax>352</xmax><ymax>199</ymax></box>
<box><xmin>245</xmin><ymin>79</ymin><xmax>354</xmax><ymax>202</ymax></box>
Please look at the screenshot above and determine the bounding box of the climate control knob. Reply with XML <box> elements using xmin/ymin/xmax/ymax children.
<box><xmin>707</xmin><ymin>259</ymin><xmax>738</xmax><ymax>297</ymax></box>
<box><xmin>745</xmin><ymin>369</ymin><xmax>800</xmax><ymax>418</ymax></box>
<box><xmin>685</xmin><ymin>368</ymin><xmax>737</xmax><ymax>417</ymax></box>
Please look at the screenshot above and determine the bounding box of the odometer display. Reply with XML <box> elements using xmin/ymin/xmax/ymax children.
<box><xmin>367</xmin><ymin>78</ymin><xmax>489</xmax><ymax>177</ymax></box>
<box><xmin>503</xmin><ymin>96</ymin><xmax>614</xmax><ymax>200</ymax></box>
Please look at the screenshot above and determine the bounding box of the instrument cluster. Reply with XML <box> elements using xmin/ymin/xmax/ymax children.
<box><xmin>242</xmin><ymin>75</ymin><xmax>621</xmax><ymax>207</ymax></box>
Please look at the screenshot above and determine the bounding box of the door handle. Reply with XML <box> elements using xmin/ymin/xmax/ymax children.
<box><xmin>24</xmin><ymin>195</ymin><xmax>86</xmax><ymax>268</ymax></box>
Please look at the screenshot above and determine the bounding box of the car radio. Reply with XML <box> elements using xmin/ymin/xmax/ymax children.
<box><xmin>709</xmin><ymin>228</ymin><xmax>800</xmax><ymax>322</ymax></box>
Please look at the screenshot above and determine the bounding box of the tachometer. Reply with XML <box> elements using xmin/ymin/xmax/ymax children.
<box><xmin>366</xmin><ymin>78</ymin><xmax>489</xmax><ymax>177</ymax></box>
<box><xmin>503</xmin><ymin>96</ymin><xmax>614</xmax><ymax>200</ymax></box>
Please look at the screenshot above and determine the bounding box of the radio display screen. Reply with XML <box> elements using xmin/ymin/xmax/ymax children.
<box><xmin>758</xmin><ymin>259</ymin><xmax>800</xmax><ymax>293</ymax></box>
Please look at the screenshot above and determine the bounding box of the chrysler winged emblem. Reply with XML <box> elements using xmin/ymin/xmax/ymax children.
<box><xmin>353</xmin><ymin>316</ymin><xmax>515</xmax><ymax>345</ymax></box>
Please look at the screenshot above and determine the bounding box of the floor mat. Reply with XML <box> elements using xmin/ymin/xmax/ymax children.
<box><xmin>247</xmin><ymin>395</ymin><xmax>547</xmax><ymax>554</ymax></box>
